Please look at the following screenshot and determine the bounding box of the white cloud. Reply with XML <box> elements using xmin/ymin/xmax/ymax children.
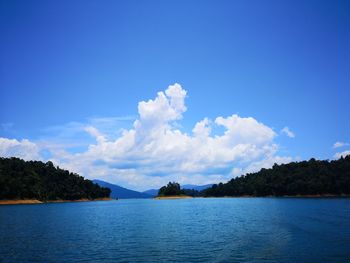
<box><xmin>242</xmin><ymin>155</ymin><xmax>293</xmax><ymax>175</ymax></box>
<box><xmin>281</xmin><ymin>126</ymin><xmax>295</xmax><ymax>138</ymax></box>
<box><xmin>333</xmin><ymin>141</ymin><xmax>349</xmax><ymax>149</ymax></box>
<box><xmin>192</xmin><ymin>118</ymin><xmax>211</xmax><ymax>138</ymax></box>
<box><xmin>334</xmin><ymin>150</ymin><xmax>350</xmax><ymax>159</ymax></box>
<box><xmin>0</xmin><ymin>84</ymin><xmax>293</xmax><ymax>190</ymax></box>
<box><xmin>0</xmin><ymin>137</ymin><xmax>41</xmax><ymax>161</ymax></box>
<box><xmin>84</xmin><ymin>126</ymin><xmax>106</xmax><ymax>144</ymax></box>
<box><xmin>47</xmin><ymin>84</ymin><xmax>292</xmax><ymax>190</ymax></box>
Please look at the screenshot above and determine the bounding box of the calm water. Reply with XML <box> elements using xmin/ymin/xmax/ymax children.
<box><xmin>1</xmin><ymin>198</ymin><xmax>350</xmax><ymax>263</ymax></box>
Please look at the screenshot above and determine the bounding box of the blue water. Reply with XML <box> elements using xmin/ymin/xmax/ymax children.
<box><xmin>1</xmin><ymin>198</ymin><xmax>350</xmax><ymax>263</ymax></box>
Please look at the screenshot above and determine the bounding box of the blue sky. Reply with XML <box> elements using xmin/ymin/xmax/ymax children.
<box><xmin>1</xmin><ymin>0</ymin><xmax>349</xmax><ymax>190</ymax></box>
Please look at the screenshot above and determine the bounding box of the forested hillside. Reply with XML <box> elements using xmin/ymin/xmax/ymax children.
<box><xmin>203</xmin><ymin>156</ymin><xmax>350</xmax><ymax>197</ymax></box>
<box><xmin>0</xmin><ymin>157</ymin><xmax>111</xmax><ymax>201</ymax></box>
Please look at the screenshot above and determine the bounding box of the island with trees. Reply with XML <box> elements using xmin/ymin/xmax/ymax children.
<box><xmin>155</xmin><ymin>182</ymin><xmax>192</xmax><ymax>199</ymax></box>
<box><xmin>0</xmin><ymin>157</ymin><xmax>111</xmax><ymax>204</ymax></box>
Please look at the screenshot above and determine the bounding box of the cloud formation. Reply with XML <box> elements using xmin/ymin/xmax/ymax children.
<box><xmin>334</xmin><ymin>150</ymin><xmax>350</xmax><ymax>159</ymax></box>
<box><xmin>0</xmin><ymin>84</ymin><xmax>293</xmax><ymax>190</ymax></box>
<box><xmin>281</xmin><ymin>126</ymin><xmax>295</xmax><ymax>138</ymax></box>
<box><xmin>333</xmin><ymin>141</ymin><xmax>349</xmax><ymax>149</ymax></box>
<box><xmin>0</xmin><ymin>137</ymin><xmax>40</xmax><ymax>160</ymax></box>
<box><xmin>48</xmin><ymin>84</ymin><xmax>291</xmax><ymax>189</ymax></box>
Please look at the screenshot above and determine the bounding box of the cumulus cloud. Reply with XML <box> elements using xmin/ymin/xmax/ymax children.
<box><xmin>46</xmin><ymin>84</ymin><xmax>292</xmax><ymax>189</ymax></box>
<box><xmin>333</xmin><ymin>141</ymin><xmax>348</xmax><ymax>149</ymax></box>
<box><xmin>334</xmin><ymin>150</ymin><xmax>350</xmax><ymax>159</ymax></box>
<box><xmin>0</xmin><ymin>84</ymin><xmax>293</xmax><ymax>190</ymax></box>
<box><xmin>281</xmin><ymin>126</ymin><xmax>295</xmax><ymax>138</ymax></box>
<box><xmin>0</xmin><ymin>137</ymin><xmax>41</xmax><ymax>160</ymax></box>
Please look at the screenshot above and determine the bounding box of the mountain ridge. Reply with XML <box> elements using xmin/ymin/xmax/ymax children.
<box><xmin>93</xmin><ymin>180</ymin><xmax>152</xmax><ymax>199</ymax></box>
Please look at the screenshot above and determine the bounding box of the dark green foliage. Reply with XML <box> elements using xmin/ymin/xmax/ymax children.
<box><xmin>182</xmin><ymin>188</ymin><xmax>201</xmax><ymax>197</ymax></box>
<box><xmin>0</xmin><ymin>157</ymin><xmax>111</xmax><ymax>201</ymax></box>
<box><xmin>158</xmin><ymin>182</ymin><xmax>186</xmax><ymax>196</ymax></box>
<box><xmin>202</xmin><ymin>156</ymin><xmax>350</xmax><ymax>197</ymax></box>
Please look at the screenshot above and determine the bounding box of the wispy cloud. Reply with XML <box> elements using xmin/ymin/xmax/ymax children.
<box><xmin>281</xmin><ymin>126</ymin><xmax>295</xmax><ymax>138</ymax></box>
<box><xmin>39</xmin><ymin>116</ymin><xmax>135</xmax><ymax>148</ymax></box>
<box><xmin>333</xmin><ymin>141</ymin><xmax>349</xmax><ymax>149</ymax></box>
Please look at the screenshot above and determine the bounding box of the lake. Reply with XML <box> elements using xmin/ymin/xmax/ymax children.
<box><xmin>1</xmin><ymin>198</ymin><xmax>350</xmax><ymax>262</ymax></box>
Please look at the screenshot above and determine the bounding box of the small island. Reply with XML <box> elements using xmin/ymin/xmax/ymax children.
<box><xmin>155</xmin><ymin>182</ymin><xmax>192</xmax><ymax>199</ymax></box>
<box><xmin>0</xmin><ymin>157</ymin><xmax>112</xmax><ymax>205</ymax></box>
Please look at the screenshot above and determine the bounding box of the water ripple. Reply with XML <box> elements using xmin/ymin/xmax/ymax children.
<box><xmin>1</xmin><ymin>198</ymin><xmax>350</xmax><ymax>262</ymax></box>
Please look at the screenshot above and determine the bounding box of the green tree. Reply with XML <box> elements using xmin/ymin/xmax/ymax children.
<box><xmin>202</xmin><ymin>155</ymin><xmax>350</xmax><ymax>197</ymax></box>
<box><xmin>0</xmin><ymin>157</ymin><xmax>111</xmax><ymax>201</ymax></box>
<box><xmin>158</xmin><ymin>182</ymin><xmax>185</xmax><ymax>196</ymax></box>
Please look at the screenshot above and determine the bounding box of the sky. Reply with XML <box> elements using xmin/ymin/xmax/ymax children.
<box><xmin>0</xmin><ymin>0</ymin><xmax>349</xmax><ymax>190</ymax></box>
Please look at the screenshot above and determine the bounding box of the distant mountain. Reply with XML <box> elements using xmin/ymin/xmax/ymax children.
<box><xmin>143</xmin><ymin>184</ymin><xmax>214</xmax><ymax>197</ymax></box>
<box><xmin>182</xmin><ymin>184</ymin><xmax>213</xmax><ymax>191</ymax></box>
<box><xmin>142</xmin><ymin>189</ymin><xmax>159</xmax><ymax>197</ymax></box>
<box><xmin>93</xmin><ymin>180</ymin><xmax>152</xmax><ymax>199</ymax></box>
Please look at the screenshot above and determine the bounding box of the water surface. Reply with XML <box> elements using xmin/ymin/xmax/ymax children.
<box><xmin>1</xmin><ymin>198</ymin><xmax>350</xmax><ymax>262</ymax></box>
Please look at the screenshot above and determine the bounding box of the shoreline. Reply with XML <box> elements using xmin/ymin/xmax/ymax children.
<box><xmin>203</xmin><ymin>194</ymin><xmax>350</xmax><ymax>198</ymax></box>
<box><xmin>154</xmin><ymin>195</ymin><xmax>193</xmax><ymax>200</ymax></box>
<box><xmin>0</xmin><ymin>197</ymin><xmax>113</xmax><ymax>205</ymax></box>
<box><xmin>2</xmin><ymin>195</ymin><xmax>349</xmax><ymax>205</ymax></box>
<box><xmin>153</xmin><ymin>194</ymin><xmax>350</xmax><ymax>200</ymax></box>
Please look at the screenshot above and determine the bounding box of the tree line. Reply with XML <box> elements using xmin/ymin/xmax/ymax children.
<box><xmin>3</xmin><ymin>155</ymin><xmax>349</xmax><ymax>201</ymax></box>
<box><xmin>158</xmin><ymin>156</ymin><xmax>350</xmax><ymax>197</ymax></box>
<box><xmin>202</xmin><ymin>156</ymin><xmax>350</xmax><ymax>197</ymax></box>
<box><xmin>0</xmin><ymin>157</ymin><xmax>111</xmax><ymax>201</ymax></box>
